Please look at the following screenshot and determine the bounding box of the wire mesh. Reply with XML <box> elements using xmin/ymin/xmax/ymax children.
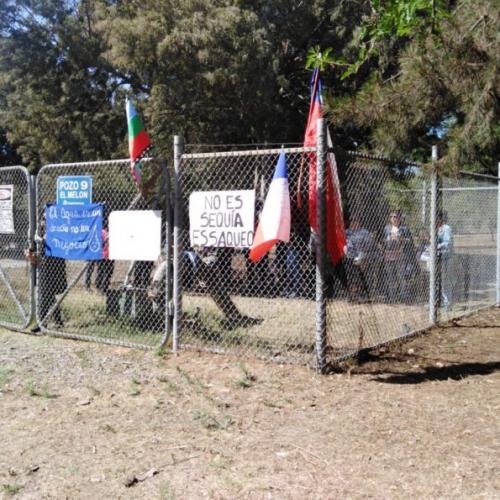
<box><xmin>177</xmin><ymin>146</ymin><xmax>499</xmax><ymax>367</ymax></box>
<box><xmin>325</xmin><ymin>153</ymin><xmax>432</xmax><ymax>361</ymax></box>
<box><xmin>177</xmin><ymin>148</ymin><xmax>317</xmax><ymax>364</ymax></box>
<box><xmin>0</xmin><ymin>166</ymin><xmax>33</xmax><ymax>330</ymax></box>
<box><xmin>439</xmin><ymin>176</ymin><xmax>498</xmax><ymax>322</ymax></box>
<box><xmin>36</xmin><ymin>159</ymin><xmax>170</xmax><ymax>349</ymax></box>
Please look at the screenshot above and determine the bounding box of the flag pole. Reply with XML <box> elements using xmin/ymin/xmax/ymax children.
<box><xmin>297</xmin><ymin>68</ymin><xmax>321</xmax><ymax>208</ymax></box>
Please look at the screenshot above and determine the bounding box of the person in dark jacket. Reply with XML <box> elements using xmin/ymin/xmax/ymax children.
<box><xmin>382</xmin><ymin>209</ymin><xmax>415</xmax><ymax>303</ymax></box>
<box><xmin>26</xmin><ymin>213</ymin><xmax>67</xmax><ymax>328</ymax></box>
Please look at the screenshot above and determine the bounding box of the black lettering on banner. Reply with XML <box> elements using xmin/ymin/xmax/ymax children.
<box><xmin>234</xmin><ymin>195</ymin><xmax>242</xmax><ymax>209</ymax></box>
<box><xmin>209</xmin><ymin>230</ymin><xmax>217</xmax><ymax>246</ymax></box>
<box><xmin>200</xmin><ymin>230</ymin><xmax>208</xmax><ymax>246</ymax></box>
<box><xmin>226</xmin><ymin>195</ymin><xmax>234</xmax><ymax>210</ymax></box>
<box><xmin>200</xmin><ymin>212</ymin><xmax>209</xmax><ymax>227</ymax></box>
<box><xmin>208</xmin><ymin>213</ymin><xmax>216</xmax><ymax>227</ymax></box>
<box><xmin>216</xmin><ymin>213</ymin><xmax>223</xmax><ymax>227</ymax></box>
<box><xmin>204</xmin><ymin>195</ymin><xmax>213</xmax><ymax>209</ymax></box>
<box><xmin>234</xmin><ymin>213</ymin><xmax>243</xmax><ymax>227</ymax></box>
<box><xmin>217</xmin><ymin>232</ymin><xmax>226</xmax><ymax>246</ymax></box>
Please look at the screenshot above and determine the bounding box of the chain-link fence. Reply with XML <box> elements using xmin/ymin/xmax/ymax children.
<box><xmin>440</xmin><ymin>177</ymin><xmax>498</xmax><ymax>322</ymax></box>
<box><xmin>175</xmin><ymin>147</ymin><xmax>317</xmax><ymax>364</ymax></box>
<box><xmin>0</xmin><ymin>166</ymin><xmax>33</xmax><ymax>330</ymax></box>
<box><xmin>174</xmin><ymin>136</ymin><xmax>499</xmax><ymax>368</ymax></box>
<box><xmin>324</xmin><ymin>152</ymin><xmax>432</xmax><ymax>362</ymax></box>
<box><xmin>36</xmin><ymin>159</ymin><xmax>171</xmax><ymax>349</ymax></box>
<box><xmin>1</xmin><ymin>139</ymin><xmax>497</xmax><ymax>370</ymax></box>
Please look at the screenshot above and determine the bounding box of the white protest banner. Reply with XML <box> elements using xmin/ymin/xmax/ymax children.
<box><xmin>0</xmin><ymin>185</ymin><xmax>14</xmax><ymax>234</ymax></box>
<box><xmin>189</xmin><ymin>190</ymin><xmax>255</xmax><ymax>248</ymax></box>
<box><xmin>108</xmin><ymin>210</ymin><xmax>161</xmax><ymax>261</ymax></box>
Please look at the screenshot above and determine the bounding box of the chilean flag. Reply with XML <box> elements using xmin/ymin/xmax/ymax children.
<box><xmin>249</xmin><ymin>152</ymin><xmax>290</xmax><ymax>262</ymax></box>
<box><xmin>304</xmin><ymin>68</ymin><xmax>346</xmax><ymax>265</ymax></box>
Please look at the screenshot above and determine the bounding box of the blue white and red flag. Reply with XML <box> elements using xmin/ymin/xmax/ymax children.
<box><xmin>304</xmin><ymin>68</ymin><xmax>346</xmax><ymax>265</ymax></box>
<box><xmin>249</xmin><ymin>152</ymin><xmax>291</xmax><ymax>262</ymax></box>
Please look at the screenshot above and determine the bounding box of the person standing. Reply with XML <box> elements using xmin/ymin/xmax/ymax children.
<box><xmin>383</xmin><ymin>210</ymin><xmax>414</xmax><ymax>303</ymax></box>
<box><xmin>437</xmin><ymin>210</ymin><xmax>454</xmax><ymax>310</ymax></box>
<box><xmin>26</xmin><ymin>212</ymin><xmax>67</xmax><ymax>328</ymax></box>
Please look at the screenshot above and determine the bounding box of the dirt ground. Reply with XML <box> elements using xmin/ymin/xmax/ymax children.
<box><xmin>0</xmin><ymin>309</ymin><xmax>499</xmax><ymax>499</ymax></box>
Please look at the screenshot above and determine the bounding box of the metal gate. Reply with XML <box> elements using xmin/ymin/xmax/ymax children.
<box><xmin>36</xmin><ymin>159</ymin><xmax>172</xmax><ymax>349</ymax></box>
<box><xmin>0</xmin><ymin>166</ymin><xmax>34</xmax><ymax>330</ymax></box>
<box><xmin>174</xmin><ymin>145</ymin><xmax>318</xmax><ymax>365</ymax></box>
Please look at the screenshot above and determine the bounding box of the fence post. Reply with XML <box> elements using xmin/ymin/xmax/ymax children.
<box><xmin>159</xmin><ymin>161</ymin><xmax>173</xmax><ymax>350</ymax></box>
<box><xmin>428</xmin><ymin>145</ymin><xmax>439</xmax><ymax>325</ymax></box>
<box><xmin>315</xmin><ymin>118</ymin><xmax>327</xmax><ymax>372</ymax></box>
<box><xmin>29</xmin><ymin>174</ymin><xmax>37</xmax><ymax>324</ymax></box>
<box><xmin>173</xmin><ymin>135</ymin><xmax>184</xmax><ymax>352</ymax></box>
<box><xmin>496</xmin><ymin>161</ymin><xmax>500</xmax><ymax>306</ymax></box>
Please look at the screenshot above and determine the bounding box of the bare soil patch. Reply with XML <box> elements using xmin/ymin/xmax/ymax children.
<box><xmin>0</xmin><ymin>308</ymin><xmax>499</xmax><ymax>499</ymax></box>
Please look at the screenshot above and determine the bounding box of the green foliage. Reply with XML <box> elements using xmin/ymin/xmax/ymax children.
<box><xmin>192</xmin><ymin>410</ymin><xmax>233</xmax><ymax>430</ymax></box>
<box><xmin>0</xmin><ymin>0</ymin><xmax>127</xmax><ymax>171</ymax></box>
<box><xmin>0</xmin><ymin>0</ymin><xmax>495</xmax><ymax>174</ymax></box>
<box><xmin>327</xmin><ymin>0</ymin><xmax>450</xmax><ymax>80</ymax></box>
<box><xmin>329</xmin><ymin>0</ymin><xmax>499</xmax><ymax>174</ymax></box>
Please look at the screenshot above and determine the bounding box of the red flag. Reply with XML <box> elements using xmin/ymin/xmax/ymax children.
<box><xmin>304</xmin><ymin>68</ymin><xmax>346</xmax><ymax>265</ymax></box>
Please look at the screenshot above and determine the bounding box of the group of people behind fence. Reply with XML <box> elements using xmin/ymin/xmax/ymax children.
<box><xmin>184</xmin><ymin>207</ymin><xmax>454</xmax><ymax>308</ymax></box>
<box><xmin>343</xmin><ymin>209</ymin><xmax>453</xmax><ymax>308</ymax></box>
<box><xmin>30</xmin><ymin>205</ymin><xmax>454</xmax><ymax>331</ymax></box>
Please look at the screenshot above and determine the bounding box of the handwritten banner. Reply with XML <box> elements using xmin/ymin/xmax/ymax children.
<box><xmin>45</xmin><ymin>203</ymin><xmax>103</xmax><ymax>260</ymax></box>
<box><xmin>189</xmin><ymin>190</ymin><xmax>255</xmax><ymax>247</ymax></box>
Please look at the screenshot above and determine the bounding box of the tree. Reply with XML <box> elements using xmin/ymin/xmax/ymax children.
<box><xmin>0</xmin><ymin>0</ymin><xmax>127</xmax><ymax>171</ymax></box>
<box><xmin>322</xmin><ymin>0</ymin><xmax>499</xmax><ymax>174</ymax></box>
<box><xmin>96</xmin><ymin>0</ymin><xmax>369</xmax><ymax>154</ymax></box>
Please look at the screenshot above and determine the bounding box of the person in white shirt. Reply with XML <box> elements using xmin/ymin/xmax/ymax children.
<box><xmin>437</xmin><ymin>210</ymin><xmax>454</xmax><ymax>309</ymax></box>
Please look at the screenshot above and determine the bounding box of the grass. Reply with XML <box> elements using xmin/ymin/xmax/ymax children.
<box><xmin>128</xmin><ymin>386</ymin><xmax>141</xmax><ymax>397</ymax></box>
<box><xmin>192</xmin><ymin>410</ymin><xmax>233</xmax><ymax>431</ymax></box>
<box><xmin>158</xmin><ymin>481</ymin><xmax>176</xmax><ymax>500</ymax></box>
<box><xmin>234</xmin><ymin>362</ymin><xmax>256</xmax><ymax>388</ymax></box>
<box><xmin>26</xmin><ymin>381</ymin><xmax>58</xmax><ymax>399</ymax></box>
<box><xmin>0</xmin><ymin>367</ymin><xmax>15</xmax><ymax>388</ymax></box>
<box><xmin>102</xmin><ymin>423</ymin><xmax>117</xmax><ymax>434</ymax></box>
<box><xmin>84</xmin><ymin>383</ymin><xmax>101</xmax><ymax>396</ymax></box>
<box><xmin>3</xmin><ymin>484</ymin><xmax>23</xmax><ymax>496</ymax></box>
<box><xmin>157</xmin><ymin>375</ymin><xmax>179</xmax><ymax>393</ymax></box>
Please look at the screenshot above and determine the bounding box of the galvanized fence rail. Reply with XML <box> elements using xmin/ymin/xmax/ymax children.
<box><xmin>0</xmin><ymin>166</ymin><xmax>34</xmax><ymax>330</ymax></box>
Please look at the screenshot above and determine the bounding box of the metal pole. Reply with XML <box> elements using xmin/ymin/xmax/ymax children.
<box><xmin>496</xmin><ymin>161</ymin><xmax>500</xmax><ymax>306</ymax></box>
<box><xmin>428</xmin><ymin>145</ymin><xmax>438</xmax><ymax>325</ymax></box>
<box><xmin>29</xmin><ymin>174</ymin><xmax>36</xmax><ymax>324</ymax></box>
<box><xmin>315</xmin><ymin>118</ymin><xmax>327</xmax><ymax>372</ymax></box>
<box><xmin>172</xmin><ymin>135</ymin><xmax>184</xmax><ymax>352</ymax></box>
<box><xmin>422</xmin><ymin>179</ymin><xmax>427</xmax><ymax>225</ymax></box>
<box><xmin>159</xmin><ymin>161</ymin><xmax>173</xmax><ymax>350</ymax></box>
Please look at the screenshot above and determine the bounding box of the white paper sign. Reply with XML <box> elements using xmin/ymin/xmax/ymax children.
<box><xmin>189</xmin><ymin>190</ymin><xmax>255</xmax><ymax>248</ymax></box>
<box><xmin>0</xmin><ymin>185</ymin><xmax>14</xmax><ymax>234</ymax></box>
<box><xmin>108</xmin><ymin>210</ymin><xmax>161</xmax><ymax>261</ymax></box>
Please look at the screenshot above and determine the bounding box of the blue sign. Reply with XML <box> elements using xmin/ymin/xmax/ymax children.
<box><xmin>45</xmin><ymin>203</ymin><xmax>103</xmax><ymax>260</ymax></box>
<box><xmin>57</xmin><ymin>176</ymin><xmax>92</xmax><ymax>206</ymax></box>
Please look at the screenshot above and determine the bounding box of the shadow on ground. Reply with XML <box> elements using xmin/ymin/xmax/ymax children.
<box><xmin>370</xmin><ymin>360</ymin><xmax>500</xmax><ymax>384</ymax></box>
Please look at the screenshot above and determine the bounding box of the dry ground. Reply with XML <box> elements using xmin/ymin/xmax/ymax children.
<box><xmin>0</xmin><ymin>309</ymin><xmax>499</xmax><ymax>499</ymax></box>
